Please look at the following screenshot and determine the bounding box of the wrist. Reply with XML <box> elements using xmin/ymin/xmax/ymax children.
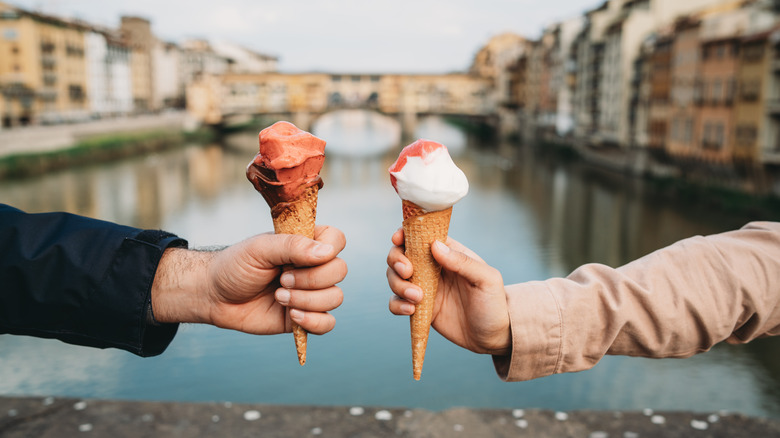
<box><xmin>151</xmin><ymin>248</ymin><xmax>214</xmax><ymax>324</ymax></box>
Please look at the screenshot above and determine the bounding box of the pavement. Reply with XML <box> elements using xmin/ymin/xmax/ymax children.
<box><xmin>0</xmin><ymin>112</ymin><xmax>189</xmax><ymax>158</ymax></box>
<box><xmin>1</xmin><ymin>396</ymin><xmax>779</xmax><ymax>437</ymax></box>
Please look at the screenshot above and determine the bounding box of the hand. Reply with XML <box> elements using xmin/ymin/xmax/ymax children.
<box><xmin>387</xmin><ymin>229</ymin><xmax>511</xmax><ymax>355</ymax></box>
<box><xmin>152</xmin><ymin>225</ymin><xmax>347</xmax><ymax>336</ymax></box>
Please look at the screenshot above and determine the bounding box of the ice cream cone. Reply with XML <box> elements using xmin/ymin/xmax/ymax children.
<box><xmin>402</xmin><ymin>199</ymin><xmax>452</xmax><ymax>380</ymax></box>
<box><xmin>271</xmin><ymin>184</ymin><xmax>320</xmax><ymax>366</ymax></box>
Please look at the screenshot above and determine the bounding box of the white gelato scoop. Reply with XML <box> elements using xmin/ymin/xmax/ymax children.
<box><xmin>389</xmin><ymin>139</ymin><xmax>469</xmax><ymax>212</ymax></box>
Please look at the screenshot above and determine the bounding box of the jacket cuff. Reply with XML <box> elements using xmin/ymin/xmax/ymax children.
<box><xmin>94</xmin><ymin>230</ymin><xmax>186</xmax><ymax>357</ymax></box>
<box><xmin>493</xmin><ymin>281</ymin><xmax>562</xmax><ymax>381</ymax></box>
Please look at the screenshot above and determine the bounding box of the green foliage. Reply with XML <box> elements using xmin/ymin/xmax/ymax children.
<box><xmin>0</xmin><ymin>128</ymin><xmax>215</xmax><ymax>180</ymax></box>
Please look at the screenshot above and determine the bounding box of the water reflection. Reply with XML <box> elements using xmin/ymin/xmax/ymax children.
<box><xmin>0</xmin><ymin>117</ymin><xmax>779</xmax><ymax>418</ymax></box>
<box><xmin>415</xmin><ymin>116</ymin><xmax>467</xmax><ymax>155</ymax></box>
<box><xmin>312</xmin><ymin>109</ymin><xmax>401</xmax><ymax>156</ymax></box>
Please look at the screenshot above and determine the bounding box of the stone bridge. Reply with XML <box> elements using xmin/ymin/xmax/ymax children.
<box><xmin>186</xmin><ymin>72</ymin><xmax>497</xmax><ymax>135</ymax></box>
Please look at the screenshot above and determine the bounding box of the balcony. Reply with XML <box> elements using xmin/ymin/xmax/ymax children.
<box><xmin>38</xmin><ymin>88</ymin><xmax>57</xmax><ymax>102</ymax></box>
<box><xmin>41</xmin><ymin>55</ymin><xmax>56</xmax><ymax>68</ymax></box>
<box><xmin>43</xmin><ymin>73</ymin><xmax>57</xmax><ymax>86</ymax></box>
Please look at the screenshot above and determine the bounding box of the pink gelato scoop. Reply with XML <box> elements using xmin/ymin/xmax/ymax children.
<box><xmin>246</xmin><ymin>121</ymin><xmax>326</xmax><ymax>206</ymax></box>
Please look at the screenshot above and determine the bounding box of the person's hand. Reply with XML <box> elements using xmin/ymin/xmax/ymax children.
<box><xmin>152</xmin><ymin>225</ymin><xmax>347</xmax><ymax>336</ymax></box>
<box><xmin>386</xmin><ymin>229</ymin><xmax>511</xmax><ymax>355</ymax></box>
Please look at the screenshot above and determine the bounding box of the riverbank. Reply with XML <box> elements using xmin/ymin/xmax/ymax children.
<box><xmin>527</xmin><ymin>138</ymin><xmax>780</xmax><ymax>219</ymax></box>
<box><xmin>1</xmin><ymin>396</ymin><xmax>779</xmax><ymax>437</ymax></box>
<box><xmin>0</xmin><ymin>112</ymin><xmax>214</xmax><ymax>179</ymax></box>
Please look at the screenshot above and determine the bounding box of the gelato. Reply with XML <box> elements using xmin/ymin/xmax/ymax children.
<box><xmin>246</xmin><ymin>121</ymin><xmax>326</xmax><ymax>366</ymax></box>
<box><xmin>388</xmin><ymin>139</ymin><xmax>468</xmax><ymax>380</ymax></box>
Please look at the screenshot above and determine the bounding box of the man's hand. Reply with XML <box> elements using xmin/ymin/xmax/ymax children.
<box><xmin>387</xmin><ymin>229</ymin><xmax>511</xmax><ymax>355</ymax></box>
<box><xmin>152</xmin><ymin>226</ymin><xmax>347</xmax><ymax>336</ymax></box>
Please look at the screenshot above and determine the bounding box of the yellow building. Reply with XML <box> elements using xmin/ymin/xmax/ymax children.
<box><xmin>121</xmin><ymin>16</ymin><xmax>155</xmax><ymax>112</ymax></box>
<box><xmin>0</xmin><ymin>2</ymin><xmax>89</xmax><ymax>126</ymax></box>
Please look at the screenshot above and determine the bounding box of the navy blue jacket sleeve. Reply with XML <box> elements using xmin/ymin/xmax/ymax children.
<box><xmin>0</xmin><ymin>203</ymin><xmax>186</xmax><ymax>356</ymax></box>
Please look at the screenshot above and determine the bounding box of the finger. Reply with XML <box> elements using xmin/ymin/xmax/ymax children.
<box><xmin>289</xmin><ymin>309</ymin><xmax>336</xmax><ymax>335</ymax></box>
<box><xmin>431</xmin><ymin>240</ymin><xmax>501</xmax><ymax>287</ymax></box>
<box><xmin>391</xmin><ymin>227</ymin><xmax>404</xmax><ymax>246</ymax></box>
<box><xmin>313</xmin><ymin>225</ymin><xmax>347</xmax><ymax>254</ymax></box>
<box><xmin>386</xmin><ymin>245</ymin><xmax>412</xmax><ymax>279</ymax></box>
<box><xmin>386</xmin><ymin>267</ymin><xmax>423</xmax><ymax>303</ymax></box>
<box><xmin>280</xmin><ymin>257</ymin><xmax>348</xmax><ymax>289</ymax></box>
<box><xmin>443</xmin><ymin>236</ymin><xmax>485</xmax><ymax>263</ymax></box>
<box><xmin>275</xmin><ymin>286</ymin><xmax>344</xmax><ymax>312</ymax></box>
<box><xmin>247</xmin><ymin>233</ymin><xmax>336</xmax><ymax>269</ymax></box>
<box><xmin>389</xmin><ymin>296</ymin><xmax>416</xmax><ymax>316</ymax></box>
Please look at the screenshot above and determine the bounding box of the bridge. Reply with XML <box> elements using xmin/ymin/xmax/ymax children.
<box><xmin>185</xmin><ymin>72</ymin><xmax>497</xmax><ymax>136</ymax></box>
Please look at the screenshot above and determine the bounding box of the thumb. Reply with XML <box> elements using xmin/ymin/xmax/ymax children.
<box><xmin>431</xmin><ymin>240</ymin><xmax>493</xmax><ymax>287</ymax></box>
<box><xmin>249</xmin><ymin>233</ymin><xmax>335</xmax><ymax>268</ymax></box>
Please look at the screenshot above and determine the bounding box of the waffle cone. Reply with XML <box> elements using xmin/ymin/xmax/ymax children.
<box><xmin>271</xmin><ymin>184</ymin><xmax>319</xmax><ymax>366</ymax></box>
<box><xmin>402</xmin><ymin>200</ymin><xmax>452</xmax><ymax>380</ymax></box>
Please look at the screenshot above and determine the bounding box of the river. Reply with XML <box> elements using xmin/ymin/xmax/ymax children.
<box><xmin>1</xmin><ymin>111</ymin><xmax>779</xmax><ymax>418</ymax></box>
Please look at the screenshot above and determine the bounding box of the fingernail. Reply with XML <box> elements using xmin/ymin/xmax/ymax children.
<box><xmin>405</xmin><ymin>288</ymin><xmax>422</xmax><ymax>302</ymax></box>
<box><xmin>393</xmin><ymin>262</ymin><xmax>407</xmax><ymax>276</ymax></box>
<box><xmin>280</xmin><ymin>272</ymin><xmax>295</xmax><ymax>288</ymax></box>
<box><xmin>433</xmin><ymin>240</ymin><xmax>449</xmax><ymax>253</ymax></box>
<box><xmin>275</xmin><ymin>288</ymin><xmax>291</xmax><ymax>306</ymax></box>
<box><xmin>290</xmin><ymin>308</ymin><xmax>304</xmax><ymax>323</ymax></box>
<box><xmin>311</xmin><ymin>243</ymin><xmax>333</xmax><ymax>258</ymax></box>
<box><xmin>401</xmin><ymin>303</ymin><xmax>415</xmax><ymax>314</ymax></box>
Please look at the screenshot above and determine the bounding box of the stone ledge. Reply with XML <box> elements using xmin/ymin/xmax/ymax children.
<box><xmin>1</xmin><ymin>396</ymin><xmax>778</xmax><ymax>437</ymax></box>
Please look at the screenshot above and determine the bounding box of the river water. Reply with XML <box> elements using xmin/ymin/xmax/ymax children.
<box><xmin>1</xmin><ymin>111</ymin><xmax>779</xmax><ymax>418</ymax></box>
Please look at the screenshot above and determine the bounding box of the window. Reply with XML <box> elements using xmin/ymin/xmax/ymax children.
<box><xmin>684</xmin><ymin>118</ymin><xmax>693</xmax><ymax>143</ymax></box>
<box><xmin>711</xmin><ymin>79</ymin><xmax>722</xmax><ymax>105</ymax></box>
<box><xmin>736</xmin><ymin>124</ymin><xmax>757</xmax><ymax>146</ymax></box>
<box><xmin>714</xmin><ymin>123</ymin><xmax>724</xmax><ymax>149</ymax></box>
<box><xmin>743</xmin><ymin>43</ymin><xmax>765</xmax><ymax>62</ymax></box>
<box><xmin>694</xmin><ymin>79</ymin><xmax>704</xmax><ymax>105</ymax></box>
<box><xmin>741</xmin><ymin>79</ymin><xmax>760</xmax><ymax>101</ymax></box>
<box><xmin>68</xmin><ymin>84</ymin><xmax>85</xmax><ymax>101</ymax></box>
<box><xmin>3</xmin><ymin>27</ymin><xmax>17</xmax><ymax>40</ymax></box>
<box><xmin>725</xmin><ymin>78</ymin><xmax>736</xmax><ymax>104</ymax></box>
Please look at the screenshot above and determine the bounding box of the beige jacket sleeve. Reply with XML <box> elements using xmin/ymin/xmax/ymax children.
<box><xmin>493</xmin><ymin>221</ymin><xmax>780</xmax><ymax>382</ymax></box>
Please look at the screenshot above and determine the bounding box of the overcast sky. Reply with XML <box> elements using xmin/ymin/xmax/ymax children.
<box><xmin>10</xmin><ymin>0</ymin><xmax>600</xmax><ymax>73</ymax></box>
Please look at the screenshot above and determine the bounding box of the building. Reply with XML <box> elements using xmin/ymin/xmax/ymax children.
<box><xmin>696</xmin><ymin>4</ymin><xmax>745</xmax><ymax>163</ymax></box>
<box><xmin>180</xmin><ymin>39</ymin><xmax>230</xmax><ymax>86</ymax></box>
<box><xmin>469</xmin><ymin>32</ymin><xmax>530</xmax><ymax>138</ymax></box>
<box><xmin>210</xmin><ymin>41</ymin><xmax>278</xmax><ymax>74</ymax></box>
<box><xmin>572</xmin><ymin>1</ymin><xmax>615</xmax><ymax>141</ymax></box>
<box><xmin>120</xmin><ymin>16</ymin><xmax>156</xmax><ymax>112</ymax></box>
<box><xmin>153</xmin><ymin>41</ymin><xmax>183</xmax><ymax>108</ymax></box>
<box><xmin>85</xmin><ymin>30</ymin><xmax>133</xmax><ymax>118</ymax></box>
<box><xmin>662</xmin><ymin>0</ymin><xmax>777</xmax><ymax>163</ymax></box>
<box><xmin>666</xmin><ymin>16</ymin><xmax>701</xmax><ymax>159</ymax></box>
<box><xmin>646</xmin><ymin>32</ymin><xmax>673</xmax><ymax>152</ymax></box>
<box><xmin>735</xmin><ymin>29</ymin><xmax>771</xmax><ymax>164</ymax></box>
<box><xmin>569</xmin><ymin>0</ymin><xmax>744</xmax><ymax>149</ymax></box>
<box><xmin>0</xmin><ymin>2</ymin><xmax>94</xmax><ymax>126</ymax></box>
<box><xmin>554</xmin><ymin>17</ymin><xmax>585</xmax><ymax>137</ymax></box>
<box><xmin>763</xmin><ymin>32</ymin><xmax>780</xmax><ymax>164</ymax></box>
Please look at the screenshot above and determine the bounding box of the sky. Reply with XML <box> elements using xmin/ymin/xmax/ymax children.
<box><xmin>9</xmin><ymin>0</ymin><xmax>601</xmax><ymax>73</ymax></box>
